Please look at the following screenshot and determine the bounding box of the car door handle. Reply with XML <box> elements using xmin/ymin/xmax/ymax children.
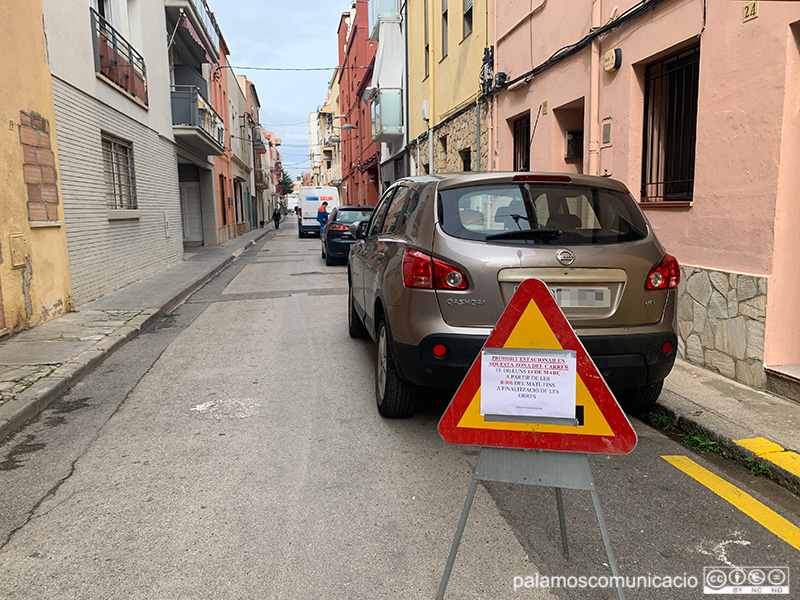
<box><xmin>377</xmin><ymin>251</ymin><xmax>386</xmax><ymax>260</ymax></box>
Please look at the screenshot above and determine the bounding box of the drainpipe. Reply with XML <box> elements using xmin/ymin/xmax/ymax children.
<box><xmin>489</xmin><ymin>0</ymin><xmax>498</xmax><ymax>171</ymax></box>
<box><xmin>588</xmin><ymin>0</ymin><xmax>602</xmax><ymax>176</ymax></box>
<box><xmin>403</xmin><ymin>0</ymin><xmax>411</xmax><ymax>176</ymax></box>
<box><xmin>475</xmin><ymin>101</ymin><xmax>481</xmax><ymax>172</ymax></box>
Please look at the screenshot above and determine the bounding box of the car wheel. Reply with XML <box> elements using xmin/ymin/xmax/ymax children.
<box><xmin>325</xmin><ymin>251</ymin><xmax>335</xmax><ymax>266</ymax></box>
<box><xmin>616</xmin><ymin>380</ymin><xmax>663</xmax><ymax>415</ymax></box>
<box><xmin>375</xmin><ymin>318</ymin><xmax>417</xmax><ymax>418</ymax></box>
<box><xmin>348</xmin><ymin>283</ymin><xmax>368</xmax><ymax>339</ymax></box>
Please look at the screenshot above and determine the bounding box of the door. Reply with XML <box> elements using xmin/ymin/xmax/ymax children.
<box><xmin>180</xmin><ymin>182</ymin><xmax>203</xmax><ymax>244</ymax></box>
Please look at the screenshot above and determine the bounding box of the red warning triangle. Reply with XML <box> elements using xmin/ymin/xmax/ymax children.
<box><xmin>438</xmin><ymin>278</ymin><xmax>637</xmax><ymax>454</ymax></box>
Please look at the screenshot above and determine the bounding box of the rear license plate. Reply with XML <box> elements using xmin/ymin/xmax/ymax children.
<box><xmin>514</xmin><ymin>285</ymin><xmax>611</xmax><ymax>308</ymax></box>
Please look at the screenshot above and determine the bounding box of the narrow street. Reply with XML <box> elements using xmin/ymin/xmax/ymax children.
<box><xmin>1</xmin><ymin>223</ymin><xmax>799</xmax><ymax>599</ymax></box>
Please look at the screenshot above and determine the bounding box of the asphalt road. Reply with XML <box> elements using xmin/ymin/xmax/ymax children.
<box><xmin>1</xmin><ymin>223</ymin><xmax>799</xmax><ymax>599</ymax></box>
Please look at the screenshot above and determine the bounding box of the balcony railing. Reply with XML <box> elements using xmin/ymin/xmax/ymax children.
<box><xmin>186</xmin><ymin>0</ymin><xmax>219</xmax><ymax>53</ymax></box>
<box><xmin>91</xmin><ymin>8</ymin><xmax>148</xmax><ymax>105</ymax></box>
<box><xmin>371</xmin><ymin>88</ymin><xmax>404</xmax><ymax>141</ymax></box>
<box><xmin>369</xmin><ymin>0</ymin><xmax>401</xmax><ymax>39</ymax></box>
<box><xmin>171</xmin><ymin>85</ymin><xmax>225</xmax><ymax>154</ymax></box>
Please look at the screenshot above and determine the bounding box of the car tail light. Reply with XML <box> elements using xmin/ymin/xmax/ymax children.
<box><xmin>403</xmin><ymin>249</ymin><xmax>469</xmax><ymax>290</ymax></box>
<box><xmin>646</xmin><ymin>254</ymin><xmax>680</xmax><ymax>290</ymax></box>
<box><xmin>662</xmin><ymin>342</ymin><xmax>673</xmax><ymax>355</ymax></box>
<box><xmin>512</xmin><ymin>174</ymin><xmax>571</xmax><ymax>183</ymax></box>
<box><xmin>328</xmin><ymin>223</ymin><xmax>349</xmax><ymax>231</ymax></box>
<box><xmin>297</xmin><ymin>207</ymin><xmax>302</xmax><ymax>217</ymax></box>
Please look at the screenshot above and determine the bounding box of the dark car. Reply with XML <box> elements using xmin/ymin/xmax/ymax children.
<box><xmin>347</xmin><ymin>173</ymin><xmax>679</xmax><ymax>418</ymax></box>
<box><xmin>321</xmin><ymin>206</ymin><xmax>375</xmax><ymax>265</ymax></box>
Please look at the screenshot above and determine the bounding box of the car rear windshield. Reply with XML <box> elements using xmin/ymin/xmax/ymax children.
<box><xmin>439</xmin><ymin>183</ymin><xmax>648</xmax><ymax>245</ymax></box>
<box><xmin>335</xmin><ymin>209</ymin><xmax>374</xmax><ymax>224</ymax></box>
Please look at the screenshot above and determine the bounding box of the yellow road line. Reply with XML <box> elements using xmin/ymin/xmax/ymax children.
<box><xmin>733</xmin><ymin>437</ymin><xmax>800</xmax><ymax>479</ymax></box>
<box><xmin>662</xmin><ymin>455</ymin><xmax>800</xmax><ymax>552</ymax></box>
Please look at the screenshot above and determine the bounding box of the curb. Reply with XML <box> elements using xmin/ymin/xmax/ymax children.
<box><xmin>0</xmin><ymin>234</ymin><xmax>268</xmax><ymax>445</ymax></box>
<box><xmin>655</xmin><ymin>390</ymin><xmax>800</xmax><ymax>496</ymax></box>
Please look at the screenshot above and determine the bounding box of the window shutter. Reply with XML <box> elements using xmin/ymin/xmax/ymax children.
<box><xmin>463</xmin><ymin>0</ymin><xmax>472</xmax><ymax>12</ymax></box>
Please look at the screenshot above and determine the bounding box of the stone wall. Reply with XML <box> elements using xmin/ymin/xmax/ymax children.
<box><xmin>677</xmin><ymin>265</ymin><xmax>768</xmax><ymax>388</ymax></box>
<box><xmin>413</xmin><ymin>100</ymin><xmax>490</xmax><ymax>174</ymax></box>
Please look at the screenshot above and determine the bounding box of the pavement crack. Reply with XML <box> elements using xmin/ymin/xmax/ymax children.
<box><xmin>0</xmin><ymin>341</ymin><xmax>172</xmax><ymax>553</ymax></box>
<box><xmin>0</xmin><ymin>456</ymin><xmax>79</xmax><ymax>552</ymax></box>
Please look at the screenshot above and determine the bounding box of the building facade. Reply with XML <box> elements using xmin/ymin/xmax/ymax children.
<box><xmin>408</xmin><ymin>0</ymin><xmax>491</xmax><ymax>176</ymax></box>
<box><xmin>41</xmin><ymin>0</ymin><xmax>185</xmax><ymax>305</ymax></box>
<box><xmin>0</xmin><ymin>0</ymin><xmax>72</xmax><ymax>336</ymax></box>
<box><xmin>337</xmin><ymin>1</ymin><xmax>381</xmax><ymax>206</ymax></box>
<box><xmin>491</xmin><ymin>0</ymin><xmax>800</xmax><ymax>395</ymax></box>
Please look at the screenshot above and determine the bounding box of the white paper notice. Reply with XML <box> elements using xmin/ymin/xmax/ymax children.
<box><xmin>480</xmin><ymin>349</ymin><xmax>577</xmax><ymax>421</ymax></box>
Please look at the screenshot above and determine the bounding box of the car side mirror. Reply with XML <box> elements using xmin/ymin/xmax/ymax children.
<box><xmin>350</xmin><ymin>221</ymin><xmax>367</xmax><ymax>239</ymax></box>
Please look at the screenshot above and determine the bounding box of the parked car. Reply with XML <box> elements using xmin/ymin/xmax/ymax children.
<box><xmin>347</xmin><ymin>173</ymin><xmax>679</xmax><ymax>418</ymax></box>
<box><xmin>321</xmin><ymin>206</ymin><xmax>375</xmax><ymax>265</ymax></box>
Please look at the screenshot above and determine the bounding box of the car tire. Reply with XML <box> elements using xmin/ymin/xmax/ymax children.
<box><xmin>325</xmin><ymin>251</ymin><xmax>335</xmax><ymax>266</ymax></box>
<box><xmin>375</xmin><ymin>318</ymin><xmax>417</xmax><ymax>418</ymax></box>
<box><xmin>616</xmin><ymin>380</ymin><xmax>663</xmax><ymax>415</ymax></box>
<box><xmin>322</xmin><ymin>244</ymin><xmax>327</xmax><ymax>259</ymax></box>
<box><xmin>348</xmin><ymin>284</ymin><xmax>368</xmax><ymax>339</ymax></box>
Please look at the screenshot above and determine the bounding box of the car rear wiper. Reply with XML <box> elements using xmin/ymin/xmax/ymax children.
<box><xmin>486</xmin><ymin>228</ymin><xmax>562</xmax><ymax>241</ymax></box>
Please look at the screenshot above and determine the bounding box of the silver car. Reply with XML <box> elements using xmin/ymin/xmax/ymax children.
<box><xmin>347</xmin><ymin>173</ymin><xmax>679</xmax><ymax>418</ymax></box>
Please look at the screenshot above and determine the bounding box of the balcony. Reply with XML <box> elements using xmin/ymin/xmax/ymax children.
<box><xmin>165</xmin><ymin>0</ymin><xmax>220</xmax><ymax>65</ymax></box>
<box><xmin>369</xmin><ymin>0</ymin><xmax>401</xmax><ymax>40</ymax></box>
<box><xmin>253</xmin><ymin>129</ymin><xmax>267</xmax><ymax>154</ymax></box>
<box><xmin>255</xmin><ymin>169</ymin><xmax>268</xmax><ymax>189</ymax></box>
<box><xmin>91</xmin><ymin>8</ymin><xmax>148</xmax><ymax>105</ymax></box>
<box><xmin>371</xmin><ymin>88</ymin><xmax>404</xmax><ymax>142</ymax></box>
<box><xmin>171</xmin><ymin>86</ymin><xmax>224</xmax><ymax>156</ymax></box>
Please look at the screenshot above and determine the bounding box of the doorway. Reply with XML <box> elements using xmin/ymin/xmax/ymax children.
<box><xmin>180</xmin><ymin>182</ymin><xmax>203</xmax><ymax>245</ymax></box>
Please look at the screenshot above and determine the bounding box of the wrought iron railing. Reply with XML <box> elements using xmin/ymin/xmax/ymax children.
<box><xmin>90</xmin><ymin>8</ymin><xmax>148</xmax><ymax>105</ymax></box>
<box><xmin>170</xmin><ymin>85</ymin><xmax>225</xmax><ymax>149</ymax></box>
<box><xmin>641</xmin><ymin>46</ymin><xmax>700</xmax><ymax>202</ymax></box>
<box><xmin>187</xmin><ymin>0</ymin><xmax>219</xmax><ymax>52</ymax></box>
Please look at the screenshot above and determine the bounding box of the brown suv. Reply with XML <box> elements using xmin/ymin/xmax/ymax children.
<box><xmin>347</xmin><ymin>173</ymin><xmax>679</xmax><ymax>418</ymax></box>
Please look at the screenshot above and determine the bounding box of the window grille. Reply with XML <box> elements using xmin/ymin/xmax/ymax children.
<box><xmin>102</xmin><ymin>135</ymin><xmax>137</xmax><ymax>209</ymax></box>
<box><xmin>513</xmin><ymin>115</ymin><xmax>530</xmax><ymax>171</ymax></box>
<box><xmin>641</xmin><ymin>45</ymin><xmax>700</xmax><ymax>202</ymax></box>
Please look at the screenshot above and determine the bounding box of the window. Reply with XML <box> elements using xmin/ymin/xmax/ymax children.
<box><xmin>382</xmin><ymin>186</ymin><xmax>410</xmax><ymax>233</ymax></box>
<box><xmin>641</xmin><ymin>45</ymin><xmax>700</xmax><ymax>202</ymax></box>
<box><xmin>102</xmin><ymin>135</ymin><xmax>137</xmax><ymax>209</ymax></box>
<box><xmin>220</xmin><ymin>174</ymin><xmax>227</xmax><ymax>225</ymax></box>
<box><xmin>424</xmin><ymin>0</ymin><xmax>430</xmax><ymax>77</ymax></box>
<box><xmin>460</xmin><ymin>148</ymin><xmax>471</xmax><ymax>171</ymax></box>
<box><xmin>442</xmin><ymin>0</ymin><xmax>448</xmax><ymax>58</ymax></box>
<box><xmin>463</xmin><ymin>0</ymin><xmax>473</xmax><ymax>38</ymax></box>
<box><xmin>512</xmin><ymin>114</ymin><xmax>530</xmax><ymax>171</ymax></box>
<box><xmin>439</xmin><ymin>183</ymin><xmax>647</xmax><ymax>245</ymax></box>
<box><xmin>368</xmin><ymin>188</ymin><xmax>396</xmax><ymax>236</ymax></box>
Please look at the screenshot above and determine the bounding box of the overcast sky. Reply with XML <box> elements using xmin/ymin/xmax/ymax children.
<box><xmin>210</xmin><ymin>1</ymin><xmax>351</xmax><ymax>179</ymax></box>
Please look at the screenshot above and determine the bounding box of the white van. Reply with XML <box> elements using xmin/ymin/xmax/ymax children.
<box><xmin>297</xmin><ymin>186</ymin><xmax>340</xmax><ymax>238</ymax></box>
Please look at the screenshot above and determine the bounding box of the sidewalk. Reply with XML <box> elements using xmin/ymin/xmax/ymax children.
<box><xmin>1</xmin><ymin>231</ymin><xmax>799</xmax><ymax>496</ymax></box>
<box><xmin>0</xmin><ymin>226</ymin><xmax>272</xmax><ymax>443</ymax></box>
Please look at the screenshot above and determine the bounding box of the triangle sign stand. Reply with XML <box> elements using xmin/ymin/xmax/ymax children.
<box><xmin>436</xmin><ymin>278</ymin><xmax>635</xmax><ymax>600</ymax></box>
<box><xmin>438</xmin><ymin>278</ymin><xmax>636</xmax><ymax>453</ymax></box>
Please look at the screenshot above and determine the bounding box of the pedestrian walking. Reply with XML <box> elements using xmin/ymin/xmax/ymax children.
<box><xmin>316</xmin><ymin>201</ymin><xmax>329</xmax><ymax>238</ymax></box>
<box><xmin>273</xmin><ymin>207</ymin><xmax>281</xmax><ymax>229</ymax></box>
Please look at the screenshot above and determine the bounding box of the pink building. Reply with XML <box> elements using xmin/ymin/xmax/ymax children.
<box><xmin>491</xmin><ymin>0</ymin><xmax>800</xmax><ymax>397</ymax></box>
